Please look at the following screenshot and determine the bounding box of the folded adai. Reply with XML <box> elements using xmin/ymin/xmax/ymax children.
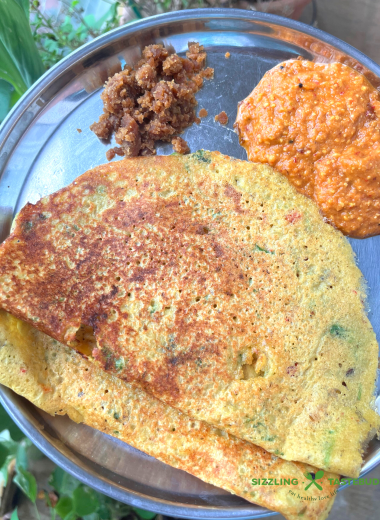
<box><xmin>0</xmin><ymin>152</ymin><xmax>378</xmax><ymax>477</ymax></box>
<box><xmin>0</xmin><ymin>310</ymin><xmax>338</xmax><ymax>520</ymax></box>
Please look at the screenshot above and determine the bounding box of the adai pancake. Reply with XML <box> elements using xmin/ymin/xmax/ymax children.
<box><xmin>0</xmin><ymin>152</ymin><xmax>378</xmax><ymax>477</ymax></box>
<box><xmin>0</xmin><ymin>309</ymin><xmax>339</xmax><ymax>520</ymax></box>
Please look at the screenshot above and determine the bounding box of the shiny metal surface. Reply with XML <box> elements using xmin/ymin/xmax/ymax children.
<box><xmin>0</xmin><ymin>8</ymin><xmax>379</xmax><ymax>519</ymax></box>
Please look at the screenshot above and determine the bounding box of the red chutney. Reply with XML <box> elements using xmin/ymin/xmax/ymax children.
<box><xmin>235</xmin><ymin>60</ymin><xmax>380</xmax><ymax>238</ymax></box>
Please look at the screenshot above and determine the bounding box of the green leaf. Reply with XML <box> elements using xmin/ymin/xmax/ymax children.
<box><xmin>82</xmin><ymin>514</ymin><xmax>99</xmax><ymax>520</ymax></box>
<box><xmin>13</xmin><ymin>0</ymin><xmax>28</xmax><ymax>17</ymax></box>
<box><xmin>64</xmin><ymin>513</ymin><xmax>77</xmax><ymax>520</ymax></box>
<box><xmin>61</xmin><ymin>22</ymin><xmax>73</xmax><ymax>35</ymax></box>
<box><xmin>44</xmin><ymin>40</ymin><xmax>60</xmax><ymax>53</ymax></box>
<box><xmin>15</xmin><ymin>441</ymin><xmax>28</xmax><ymax>471</ymax></box>
<box><xmin>92</xmin><ymin>5</ymin><xmax>117</xmax><ymax>31</ymax></box>
<box><xmin>0</xmin><ymin>429</ymin><xmax>18</xmax><ymax>462</ymax></box>
<box><xmin>133</xmin><ymin>507</ymin><xmax>157</xmax><ymax>519</ymax></box>
<box><xmin>0</xmin><ymin>407</ymin><xmax>23</xmax><ymax>440</ymax></box>
<box><xmin>0</xmin><ymin>454</ymin><xmax>15</xmax><ymax>486</ymax></box>
<box><xmin>14</xmin><ymin>466</ymin><xmax>37</xmax><ymax>503</ymax></box>
<box><xmin>0</xmin><ymin>429</ymin><xmax>18</xmax><ymax>447</ymax></box>
<box><xmin>55</xmin><ymin>496</ymin><xmax>74</xmax><ymax>519</ymax></box>
<box><xmin>49</xmin><ymin>466</ymin><xmax>81</xmax><ymax>495</ymax></box>
<box><xmin>83</xmin><ymin>14</ymin><xmax>96</xmax><ymax>29</ymax></box>
<box><xmin>10</xmin><ymin>85</ymin><xmax>21</xmax><ymax>106</ymax></box>
<box><xmin>61</xmin><ymin>16</ymin><xmax>73</xmax><ymax>34</ymax></box>
<box><xmin>63</xmin><ymin>511</ymin><xmax>78</xmax><ymax>520</ymax></box>
<box><xmin>73</xmin><ymin>486</ymin><xmax>99</xmax><ymax>516</ymax></box>
<box><xmin>0</xmin><ymin>0</ymin><xmax>45</xmax><ymax>94</ymax></box>
<box><xmin>76</xmin><ymin>25</ymin><xmax>89</xmax><ymax>42</ymax></box>
<box><xmin>10</xmin><ymin>508</ymin><xmax>19</xmax><ymax>520</ymax></box>
<box><xmin>68</xmin><ymin>31</ymin><xmax>77</xmax><ymax>42</ymax></box>
<box><xmin>0</xmin><ymin>79</ymin><xmax>13</xmax><ymax>121</ymax></box>
<box><xmin>93</xmin><ymin>494</ymin><xmax>113</xmax><ymax>520</ymax></box>
<box><xmin>0</xmin><ymin>430</ymin><xmax>12</xmax><ymax>442</ymax></box>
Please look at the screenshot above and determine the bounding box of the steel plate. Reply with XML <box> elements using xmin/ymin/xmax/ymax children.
<box><xmin>0</xmin><ymin>8</ymin><xmax>379</xmax><ymax>519</ymax></box>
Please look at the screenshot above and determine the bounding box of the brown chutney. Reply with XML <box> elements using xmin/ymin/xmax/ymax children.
<box><xmin>235</xmin><ymin>60</ymin><xmax>380</xmax><ymax>238</ymax></box>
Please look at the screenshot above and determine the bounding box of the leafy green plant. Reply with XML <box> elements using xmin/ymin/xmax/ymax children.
<box><xmin>47</xmin><ymin>466</ymin><xmax>143</xmax><ymax>520</ymax></box>
<box><xmin>30</xmin><ymin>0</ymin><xmax>130</xmax><ymax>70</ymax></box>
<box><xmin>0</xmin><ymin>429</ymin><xmax>40</xmax><ymax>518</ymax></box>
<box><xmin>0</xmin><ymin>0</ymin><xmax>210</xmax><ymax>122</ymax></box>
<box><xmin>0</xmin><ymin>404</ymin><xmax>157</xmax><ymax>520</ymax></box>
<box><xmin>0</xmin><ymin>0</ymin><xmax>134</xmax><ymax>121</ymax></box>
<box><xmin>0</xmin><ymin>0</ymin><xmax>45</xmax><ymax>119</ymax></box>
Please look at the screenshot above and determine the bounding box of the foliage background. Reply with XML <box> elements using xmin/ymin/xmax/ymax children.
<box><xmin>0</xmin><ymin>402</ymin><xmax>158</xmax><ymax>520</ymax></box>
<box><xmin>0</xmin><ymin>0</ymin><xmax>215</xmax><ymax>122</ymax></box>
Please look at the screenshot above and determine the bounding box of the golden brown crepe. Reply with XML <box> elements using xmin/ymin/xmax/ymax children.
<box><xmin>0</xmin><ymin>152</ymin><xmax>378</xmax><ymax>477</ymax></box>
<box><xmin>0</xmin><ymin>310</ymin><xmax>338</xmax><ymax>520</ymax></box>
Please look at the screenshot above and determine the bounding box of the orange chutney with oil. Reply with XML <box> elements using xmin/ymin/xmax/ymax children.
<box><xmin>235</xmin><ymin>60</ymin><xmax>380</xmax><ymax>238</ymax></box>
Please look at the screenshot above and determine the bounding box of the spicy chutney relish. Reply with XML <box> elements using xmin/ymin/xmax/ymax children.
<box><xmin>235</xmin><ymin>60</ymin><xmax>380</xmax><ymax>238</ymax></box>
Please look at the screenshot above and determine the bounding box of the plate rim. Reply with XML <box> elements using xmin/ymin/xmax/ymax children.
<box><xmin>0</xmin><ymin>7</ymin><xmax>379</xmax><ymax>518</ymax></box>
